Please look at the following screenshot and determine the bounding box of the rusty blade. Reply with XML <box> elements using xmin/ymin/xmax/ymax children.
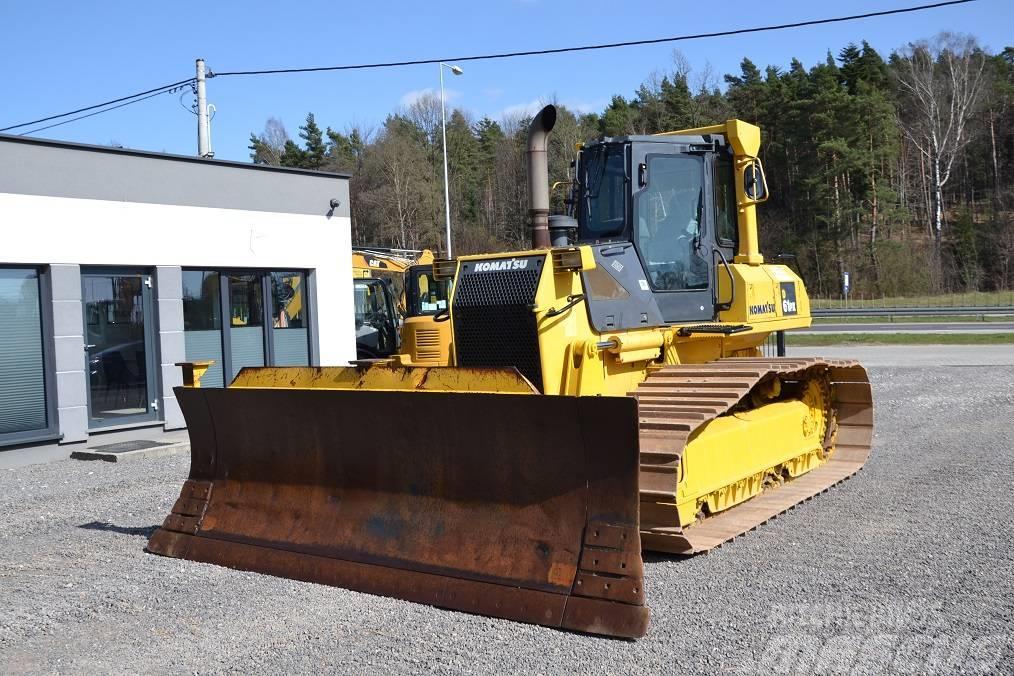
<box><xmin>148</xmin><ymin>386</ymin><xmax>649</xmax><ymax>639</ymax></box>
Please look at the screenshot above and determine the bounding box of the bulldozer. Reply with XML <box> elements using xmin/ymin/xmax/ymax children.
<box><xmin>148</xmin><ymin>106</ymin><xmax>873</xmax><ymax>640</ymax></box>
<box><xmin>351</xmin><ymin>247</ymin><xmax>452</xmax><ymax>364</ymax></box>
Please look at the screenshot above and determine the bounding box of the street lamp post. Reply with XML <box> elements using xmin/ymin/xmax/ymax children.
<box><xmin>439</xmin><ymin>62</ymin><xmax>463</xmax><ymax>258</ymax></box>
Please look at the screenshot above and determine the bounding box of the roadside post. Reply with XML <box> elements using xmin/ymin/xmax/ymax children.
<box><xmin>843</xmin><ymin>271</ymin><xmax>851</xmax><ymax>311</ymax></box>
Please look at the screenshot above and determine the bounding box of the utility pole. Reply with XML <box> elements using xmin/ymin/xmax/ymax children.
<box><xmin>196</xmin><ymin>58</ymin><xmax>213</xmax><ymax>158</ymax></box>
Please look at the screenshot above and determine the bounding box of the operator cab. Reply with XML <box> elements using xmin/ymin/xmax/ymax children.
<box><xmin>404</xmin><ymin>265</ymin><xmax>452</xmax><ymax>318</ymax></box>
<box><xmin>572</xmin><ymin>135</ymin><xmax>740</xmax><ymax>329</ymax></box>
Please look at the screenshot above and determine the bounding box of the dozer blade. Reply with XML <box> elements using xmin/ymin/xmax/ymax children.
<box><xmin>148</xmin><ymin>382</ymin><xmax>649</xmax><ymax>639</ymax></box>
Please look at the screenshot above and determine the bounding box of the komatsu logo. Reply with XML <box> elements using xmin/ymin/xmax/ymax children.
<box><xmin>474</xmin><ymin>258</ymin><xmax>529</xmax><ymax>272</ymax></box>
<box><xmin>749</xmin><ymin>302</ymin><xmax>776</xmax><ymax>315</ymax></box>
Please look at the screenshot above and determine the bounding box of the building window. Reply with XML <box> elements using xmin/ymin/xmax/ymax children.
<box><xmin>182</xmin><ymin>270</ymin><xmax>225</xmax><ymax>388</ymax></box>
<box><xmin>227</xmin><ymin>274</ymin><xmax>266</xmax><ymax>381</ymax></box>
<box><xmin>182</xmin><ymin>269</ymin><xmax>311</xmax><ymax>386</ymax></box>
<box><xmin>270</xmin><ymin>272</ymin><xmax>308</xmax><ymax>366</ymax></box>
<box><xmin>0</xmin><ymin>268</ymin><xmax>50</xmax><ymax>443</ymax></box>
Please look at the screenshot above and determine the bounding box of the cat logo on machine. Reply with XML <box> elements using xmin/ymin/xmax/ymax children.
<box><xmin>474</xmin><ymin>258</ymin><xmax>530</xmax><ymax>273</ymax></box>
<box><xmin>780</xmin><ymin>282</ymin><xmax>798</xmax><ymax>315</ymax></box>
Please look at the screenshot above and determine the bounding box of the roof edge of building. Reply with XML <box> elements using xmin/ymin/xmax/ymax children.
<box><xmin>0</xmin><ymin>132</ymin><xmax>352</xmax><ymax>180</ymax></box>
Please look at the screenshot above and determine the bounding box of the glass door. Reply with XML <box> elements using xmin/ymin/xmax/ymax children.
<box><xmin>83</xmin><ymin>271</ymin><xmax>158</xmax><ymax>428</ymax></box>
<box><xmin>226</xmin><ymin>274</ymin><xmax>266</xmax><ymax>380</ymax></box>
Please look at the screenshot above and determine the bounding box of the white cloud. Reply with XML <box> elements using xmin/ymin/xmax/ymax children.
<box><xmin>483</xmin><ymin>87</ymin><xmax>505</xmax><ymax>99</ymax></box>
<box><xmin>498</xmin><ymin>97</ymin><xmax>607</xmax><ymax>120</ymax></box>
<box><xmin>399</xmin><ymin>88</ymin><xmax>461</xmax><ymax>108</ymax></box>
<box><xmin>499</xmin><ymin>99</ymin><xmax>545</xmax><ymax>119</ymax></box>
<box><xmin>563</xmin><ymin>99</ymin><xmax>607</xmax><ymax>115</ymax></box>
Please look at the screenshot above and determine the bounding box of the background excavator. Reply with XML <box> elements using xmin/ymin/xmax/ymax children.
<box><xmin>351</xmin><ymin>247</ymin><xmax>452</xmax><ymax>363</ymax></box>
<box><xmin>150</xmin><ymin>105</ymin><xmax>873</xmax><ymax>640</ymax></box>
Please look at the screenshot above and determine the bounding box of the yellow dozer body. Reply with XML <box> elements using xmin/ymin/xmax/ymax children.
<box><xmin>150</xmin><ymin>107</ymin><xmax>873</xmax><ymax>640</ymax></box>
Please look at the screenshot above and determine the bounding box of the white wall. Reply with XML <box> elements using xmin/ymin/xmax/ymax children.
<box><xmin>0</xmin><ymin>192</ymin><xmax>355</xmax><ymax>365</ymax></box>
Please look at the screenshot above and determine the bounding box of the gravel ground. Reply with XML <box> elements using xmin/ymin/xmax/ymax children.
<box><xmin>2</xmin><ymin>362</ymin><xmax>1013</xmax><ymax>674</ymax></box>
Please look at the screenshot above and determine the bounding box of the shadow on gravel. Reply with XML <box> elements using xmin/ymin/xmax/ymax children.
<box><xmin>642</xmin><ymin>552</ymin><xmax>692</xmax><ymax>564</ymax></box>
<box><xmin>78</xmin><ymin>521</ymin><xmax>159</xmax><ymax>538</ymax></box>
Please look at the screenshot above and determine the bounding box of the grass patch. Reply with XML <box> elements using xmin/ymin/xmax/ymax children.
<box><xmin>811</xmin><ymin>314</ymin><xmax>1014</xmax><ymax>324</ymax></box>
<box><xmin>789</xmin><ymin>333</ymin><xmax>1014</xmax><ymax>346</ymax></box>
<box><xmin>811</xmin><ymin>290</ymin><xmax>1014</xmax><ymax>310</ymax></box>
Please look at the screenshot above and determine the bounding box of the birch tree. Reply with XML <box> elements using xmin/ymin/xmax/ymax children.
<box><xmin>894</xmin><ymin>33</ymin><xmax>987</xmax><ymax>259</ymax></box>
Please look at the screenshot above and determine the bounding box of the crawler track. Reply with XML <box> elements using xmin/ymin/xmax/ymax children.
<box><xmin>633</xmin><ymin>357</ymin><xmax>874</xmax><ymax>554</ymax></box>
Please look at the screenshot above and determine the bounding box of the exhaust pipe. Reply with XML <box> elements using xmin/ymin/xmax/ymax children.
<box><xmin>526</xmin><ymin>105</ymin><xmax>557</xmax><ymax>250</ymax></box>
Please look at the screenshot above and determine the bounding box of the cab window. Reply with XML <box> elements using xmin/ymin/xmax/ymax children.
<box><xmin>578</xmin><ymin>143</ymin><xmax>627</xmax><ymax>239</ymax></box>
<box><xmin>715</xmin><ymin>154</ymin><xmax>738</xmax><ymax>246</ymax></box>
<box><xmin>407</xmin><ymin>269</ymin><xmax>451</xmax><ymax>317</ymax></box>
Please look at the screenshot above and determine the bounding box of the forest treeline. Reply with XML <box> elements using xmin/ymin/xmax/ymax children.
<box><xmin>249</xmin><ymin>33</ymin><xmax>1014</xmax><ymax>297</ymax></box>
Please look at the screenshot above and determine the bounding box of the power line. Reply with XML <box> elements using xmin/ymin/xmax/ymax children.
<box><xmin>210</xmin><ymin>0</ymin><xmax>975</xmax><ymax>78</ymax></box>
<box><xmin>19</xmin><ymin>88</ymin><xmax>182</xmax><ymax>136</ymax></box>
<box><xmin>0</xmin><ymin>78</ymin><xmax>194</xmax><ymax>133</ymax></box>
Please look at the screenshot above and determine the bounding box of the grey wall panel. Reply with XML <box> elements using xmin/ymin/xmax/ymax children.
<box><xmin>0</xmin><ymin>135</ymin><xmax>350</xmax><ymax>218</ymax></box>
<box><xmin>157</xmin><ymin>299</ymin><xmax>184</xmax><ymax>333</ymax></box>
<box><xmin>306</xmin><ymin>270</ymin><xmax>321</xmax><ymax>366</ymax></box>
<box><xmin>53</xmin><ymin>371</ymin><xmax>86</xmax><ymax>409</ymax></box>
<box><xmin>272</xmin><ymin>329</ymin><xmax>309</xmax><ymax>366</ymax></box>
<box><xmin>159</xmin><ymin>364</ymin><xmax>184</xmax><ymax>429</ymax></box>
<box><xmin>156</xmin><ymin>266</ymin><xmax>185</xmax><ymax>430</ymax></box>
<box><xmin>49</xmin><ymin>264</ymin><xmax>86</xmax><ymax>443</ymax></box>
<box><xmin>49</xmin><ymin>265</ymin><xmax>82</xmax><ymax>301</ymax></box>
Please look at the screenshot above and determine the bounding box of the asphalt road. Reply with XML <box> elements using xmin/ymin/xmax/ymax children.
<box><xmin>802</xmin><ymin>321</ymin><xmax>1014</xmax><ymax>334</ymax></box>
<box><xmin>2</xmin><ymin>349</ymin><xmax>1013</xmax><ymax>674</ymax></box>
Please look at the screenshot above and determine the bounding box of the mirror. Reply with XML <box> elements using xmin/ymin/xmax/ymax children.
<box><xmin>743</xmin><ymin>160</ymin><xmax>768</xmax><ymax>202</ymax></box>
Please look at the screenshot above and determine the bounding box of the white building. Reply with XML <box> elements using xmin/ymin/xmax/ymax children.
<box><xmin>0</xmin><ymin>133</ymin><xmax>355</xmax><ymax>463</ymax></box>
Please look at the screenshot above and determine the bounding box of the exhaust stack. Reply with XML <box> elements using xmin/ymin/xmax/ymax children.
<box><xmin>526</xmin><ymin>105</ymin><xmax>557</xmax><ymax>249</ymax></box>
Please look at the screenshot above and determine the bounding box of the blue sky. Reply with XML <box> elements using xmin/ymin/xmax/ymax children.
<box><xmin>1</xmin><ymin>0</ymin><xmax>1009</xmax><ymax>161</ymax></box>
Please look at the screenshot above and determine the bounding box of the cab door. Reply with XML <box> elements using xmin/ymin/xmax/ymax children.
<box><xmin>353</xmin><ymin>278</ymin><xmax>399</xmax><ymax>359</ymax></box>
<box><xmin>631</xmin><ymin>146</ymin><xmax>714</xmax><ymax>323</ymax></box>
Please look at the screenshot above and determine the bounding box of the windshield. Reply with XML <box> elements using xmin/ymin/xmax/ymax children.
<box><xmin>353</xmin><ymin>279</ymin><xmax>393</xmax><ymax>328</ymax></box>
<box><xmin>407</xmin><ymin>268</ymin><xmax>451</xmax><ymax>317</ymax></box>
<box><xmin>578</xmin><ymin>143</ymin><xmax>627</xmax><ymax>239</ymax></box>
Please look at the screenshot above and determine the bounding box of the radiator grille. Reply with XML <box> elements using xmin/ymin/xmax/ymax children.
<box><xmin>415</xmin><ymin>328</ymin><xmax>442</xmax><ymax>362</ymax></box>
<box><xmin>415</xmin><ymin>329</ymin><xmax>441</xmax><ymax>346</ymax></box>
<box><xmin>452</xmin><ymin>258</ymin><xmax>544</xmax><ymax>391</ymax></box>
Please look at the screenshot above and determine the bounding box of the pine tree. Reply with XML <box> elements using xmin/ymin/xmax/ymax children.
<box><xmin>298</xmin><ymin>113</ymin><xmax>326</xmax><ymax>169</ymax></box>
<box><xmin>599</xmin><ymin>96</ymin><xmax>637</xmax><ymax>136</ymax></box>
